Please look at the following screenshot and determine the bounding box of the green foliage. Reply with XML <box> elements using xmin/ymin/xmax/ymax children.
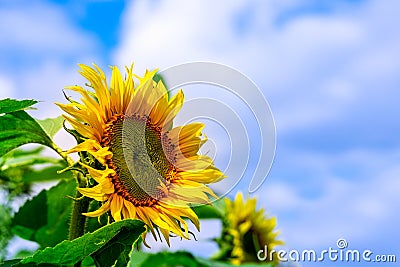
<box><xmin>0</xmin><ymin>147</ymin><xmax>73</xmax><ymax>198</ymax></box>
<box><xmin>11</xmin><ymin>179</ymin><xmax>76</xmax><ymax>248</ymax></box>
<box><xmin>192</xmin><ymin>198</ymin><xmax>225</xmax><ymax>219</ymax></box>
<box><xmin>0</xmin><ymin>111</ymin><xmax>50</xmax><ymax>157</ymax></box>
<box><xmin>0</xmin><ymin>99</ymin><xmax>64</xmax><ymax>157</ymax></box>
<box><xmin>0</xmin><ymin>147</ymin><xmax>57</xmax><ymax>170</ymax></box>
<box><xmin>13</xmin><ymin>219</ymin><xmax>145</xmax><ymax>267</ymax></box>
<box><xmin>91</xmin><ymin>222</ymin><xmax>143</xmax><ymax>267</ymax></box>
<box><xmin>0</xmin><ymin>205</ymin><xmax>13</xmax><ymax>261</ymax></box>
<box><xmin>0</xmin><ymin>99</ymin><xmax>38</xmax><ymax>114</ymax></box>
<box><xmin>86</xmin><ymin>201</ymin><xmax>109</xmax><ymax>233</ymax></box>
<box><xmin>36</xmin><ymin>116</ymin><xmax>64</xmax><ymax>139</ymax></box>
<box><xmin>0</xmin><ymin>259</ymin><xmax>21</xmax><ymax>267</ymax></box>
<box><xmin>22</xmin><ymin>164</ymin><xmax>73</xmax><ymax>183</ymax></box>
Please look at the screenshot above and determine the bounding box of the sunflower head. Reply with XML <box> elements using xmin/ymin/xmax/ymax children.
<box><xmin>214</xmin><ymin>192</ymin><xmax>283</xmax><ymax>265</ymax></box>
<box><xmin>57</xmin><ymin>63</ymin><xmax>225</xmax><ymax>245</ymax></box>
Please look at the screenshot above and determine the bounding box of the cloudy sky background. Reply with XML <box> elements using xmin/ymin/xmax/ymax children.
<box><xmin>1</xmin><ymin>0</ymin><xmax>399</xmax><ymax>266</ymax></box>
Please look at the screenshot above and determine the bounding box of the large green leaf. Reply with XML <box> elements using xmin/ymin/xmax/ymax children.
<box><xmin>36</xmin><ymin>116</ymin><xmax>64</xmax><ymax>138</ymax></box>
<box><xmin>0</xmin><ymin>98</ymin><xmax>38</xmax><ymax>114</ymax></box>
<box><xmin>21</xmin><ymin>165</ymin><xmax>73</xmax><ymax>183</ymax></box>
<box><xmin>0</xmin><ymin>149</ymin><xmax>58</xmax><ymax>170</ymax></box>
<box><xmin>0</xmin><ymin>259</ymin><xmax>23</xmax><ymax>267</ymax></box>
<box><xmin>0</xmin><ymin>148</ymin><xmax>72</xmax><ymax>199</ymax></box>
<box><xmin>0</xmin><ymin>147</ymin><xmax>71</xmax><ymax>183</ymax></box>
<box><xmin>0</xmin><ymin>205</ymin><xmax>13</xmax><ymax>261</ymax></box>
<box><xmin>85</xmin><ymin>201</ymin><xmax>109</xmax><ymax>234</ymax></box>
<box><xmin>91</xmin><ymin>222</ymin><xmax>142</xmax><ymax>267</ymax></box>
<box><xmin>15</xmin><ymin>219</ymin><xmax>145</xmax><ymax>267</ymax></box>
<box><xmin>11</xmin><ymin>179</ymin><xmax>76</xmax><ymax>247</ymax></box>
<box><xmin>192</xmin><ymin>198</ymin><xmax>225</xmax><ymax>220</ymax></box>
<box><xmin>0</xmin><ymin>99</ymin><xmax>65</xmax><ymax>157</ymax></box>
<box><xmin>11</xmin><ymin>190</ymin><xmax>47</xmax><ymax>240</ymax></box>
<box><xmin>0</xmin><ymin>111</ymin><xmax>53</xmax><ymax>157</ymax></box>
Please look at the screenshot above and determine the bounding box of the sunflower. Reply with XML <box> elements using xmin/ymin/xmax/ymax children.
<box><xmin>215</xmin><ymin>192</ymin><xmax>283</xmax><ymax>265</ymax></box>
<box><xmin>57</xmin><ymin>64</ymin><xmax>225</xmax><ymax>245</ymax></box>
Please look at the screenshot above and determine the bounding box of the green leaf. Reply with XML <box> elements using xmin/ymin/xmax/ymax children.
<box><xmin>0</xmin><ymin>205</ymin><xmax>13</xmax><ymax>261</ymax></box>
<box><xmin>0</xmin><ymin>259</ymin><xmax>22</xmax><ymax>267</ymax></box>
<box><xmin>1</xmin><ymin>146</ymin><xmax>43</xmax><ymax>158</ymax></box>
<box><xmin>11</xmin><ymin>190</ymin><xmax>47</xmax><ymax>240</ymax></box>
<box><xmin>192</xmin><ymin>199</ymin><xmax>225</xmax><ymax>220</ymax></box>
<box><xmin>21</xmin><ymin>165</ymin><xmax>73</xmax><ymax>183</ymax></box>
<box><xmin>12</xmin><ymin>179</ymin><xmax>76</xmax><ymax>247</ymax></box>
<box><xmin>0</xmin><ymin>147</ymin><xmax>70</xmax><ymax>183</ymax></box>
<box><xmin>1</xmin><ymin>152</ymin><xmax>57</xmax><ymax>170</ymax></box>
<box><xmin>0</xmin><ymin>148</ymin><xmax>71</xmax><ymax>199</ymax></box>
<box><xmin>85</xmin><ymin>201</ymin><xmax>108</xmax><ymax>234</ymax></box>
<box><xmin>192</xmin><ymin>205</ymin><xmax>222</xmax><ymax>220</ymax></box>
<box><xmin>0</xmin><ymin>111</ymin><xmax>54</xmax><ymax>157</ymax></box>
<box><xmin>36</xmin><ymin>116</ymin><xmax>64</xmax><ymax>138</ymax></box>
<box><xmin>0</xmin><ymin>99</ymin><xmax>65</xmax><ymax>157</ymax></box>
<box><xmin>91</xmin><ymin>222</ymin><xmax>141</xmax><ymax>267</ymax></box>
<box><xmin>0</xmin><ymin>147</ymin><xmax>58</xmax><ymax>170</ymax></box>
<box><xmin>0</xmin><ymin>98</ymin><xmax>38</xmax><ymax>114</ymax></box>
<box><xmin>16</xmin><ymin>220</ymin><xmax>145</xmax><ymax>267</ymax></box>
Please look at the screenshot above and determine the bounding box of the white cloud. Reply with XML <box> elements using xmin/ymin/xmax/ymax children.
<box><xmin>114</xmin><ymin>0</ymin><xmax>245</xmax><ymax>71</ymax></box>
<box><xmin>257</xmin><ymin>149</ymin><xmax>400</xmax><ymax>249</ymax></box>
<box><xmin>18</xmin><ymin>60</ymin><xmax>86</xmax><ymax>118</ymax></box>
<box><xmin>0</xmin><ymin>2</ymin><xmax>95</xmax><ymax>53</ymax></box>
<box><xmin>0</xmin><ymin>2</ymin><xmax>101</xmax><ymax>119</ymax></box>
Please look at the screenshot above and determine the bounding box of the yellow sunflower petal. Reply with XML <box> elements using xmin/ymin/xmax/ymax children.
<box><xmin>82</xmin><ymin>199</ymin><xmax>111</xmax><ymax>217</ymax></box>
<box><xmin>77</xmin><ymin>185</ymin><xmax>107</xmax><ymax>201</ymax></box>
<box><xmin>162</xmin><ymin>90</ymin><xmax>184</xmax><ymax>129</ymax></box>
<box><xmin>66</xmin><ymin>140</ymin><xmax>111</xmax><ymax>165</ymax></box>
<box><xmin>80</xmin><ymin>162</ymin><xmax>115</xmax><ymax>185</ymax></box>
<box><xmin>59</xmin><ymin>63</ymin><xmax>226</xmax><ymax>246</ymax></box>
<box><xmin>110</xmin><ymin>194</ymin><xmax>123</xmax><ymax>221</ymax></box>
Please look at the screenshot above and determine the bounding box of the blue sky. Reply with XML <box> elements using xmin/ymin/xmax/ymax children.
<box><xmin>1</xmin><ymin>0</ymin><xmax>399</xmax><ymax>266</ymax></box>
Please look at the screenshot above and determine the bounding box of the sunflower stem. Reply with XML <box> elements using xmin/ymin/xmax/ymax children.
<box><xmin>50</xmin><ymin>142</ymin><xmax>74</xmax><ymax>166</ymax></box>
<box><xmin>68</xmin><ymin>172</ymin><xmax>90</xmax><ymax>267</ymax></box>
<box><xmin>51</xmin><ymin>142</ymin><xmax>90</xmax><ymax>267</ymax></box>
<box><xmin>68</xmin><ymin>187</ymin><xmax>89</xmax><ymax>241</ymax></box>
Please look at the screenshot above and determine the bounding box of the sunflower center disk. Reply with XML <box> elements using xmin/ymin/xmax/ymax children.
<box><xmin>108</xmin><ymin>115</ymin><xmax>175</xmax><ymax>206</ymax></box>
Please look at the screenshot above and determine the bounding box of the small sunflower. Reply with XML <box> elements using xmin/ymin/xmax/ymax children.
<box><xmin>57</xmin><ymin>64</ymin><xmax>225</xmax><ymax>244</ymax></box>
<box><xmin>215</xmin><ymin>192</ymin><xmax>283</xmax><ymax>265</ymax></box>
